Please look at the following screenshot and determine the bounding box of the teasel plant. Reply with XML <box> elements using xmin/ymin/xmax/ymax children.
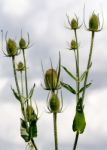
<box><xmin>2</xmin><ymin>31</ymin><xmax>39</xmax><ymax>150</ymax></box>
<box><xmin>61</xmin><ymin>11</ymin><xmax>103</xmax><ymax>150</ymax></box>
<box><xmin>42</xmin><ymin>53</ymin><xmax>63</xmax><ymax>150</ymax></box>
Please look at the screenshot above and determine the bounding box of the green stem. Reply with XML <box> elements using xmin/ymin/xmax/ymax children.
<box><xmin>53</xmin><ymin>112</ymin><xmax>58</xmax><ymax>150</ymax></box>
<box><xmin>22</xmin><ymin>50</ymin><xmax>38</xmax><ymax>150</ymax></box>
<box><xmin>74</xmin><ymin>29</ymin><xmax>80</xmax><ymax>103</ymax></box>
<box><xmin>12</xmin><ymin>57</ymin><xmax>27</xmax><ymax>121</ymax></box>
<box><xmin>31</xmin><ymin>139</ymin><xmax>38</xmax><ymax>150</ymax></box>
<box><xmin>12</xmin><ymin>56</ymin><xmax>20</xmax><ymax>95</ymax></box>
<box><xmin>22</xmin><ymin>49</ymin><xmax>29</xmax><ymax>106</ymax></box>
<box><xmin>73</xmin><ymin>30</ymin><xmax>80</xmax><ymax>150</ymax></box>
<box><xmin>20</xmin><ymin>71</ymin><xmax>24</xmax><ymax>95</ymax></box>
<box><xmin>82</xmin><ymin>31</ymin><xmax>95</xmax><ymax>104</ymax></box>
<box><xmin>73</xmin><ymin>132</ymin><xmax>79</xmax><ymax>150</ymax></box>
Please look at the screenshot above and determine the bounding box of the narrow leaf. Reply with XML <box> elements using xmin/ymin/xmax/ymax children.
<box><xmin>11</xmin><ymin>88</ymin><xmax>20</xmax><ymax>101</ymax></box>
<box><xmin>29</xmin><ymin>84</ymin><xmax>35</xmax><ymax>99</ymax></box>
<box><xmin>61</xmin><ymin>81</ymin><xmax>76</xmax><ymax>94</ymax></box>
<box><xmin>62</xmin><ymin>66</ymin><xmax>77</xmax><ymax>81</ymax></box>
<box><xmin>79</xmin><ymin>83</ymin><xmax>92</xmax><ymax>93</ymax></box>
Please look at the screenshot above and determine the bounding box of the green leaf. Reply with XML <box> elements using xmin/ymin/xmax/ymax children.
<box><xmin>79</xmin><ymin>83</ymin><xmax>92</xmax><ymax>93</ymax></box>
<box><xmin>29</xmin><ymin>120</ymin><xmax>37</xmax><ymax>139</ymax></box>
<box><xmin>29</xmin><ymin>84</ymin><xmax>35</xmax><ymax>99</ymax></box>
<box><xmin>72</xmin><ymin>110</ymin><xmax>86</xmax><ymax>134</ymax></box>
<box><xmin>62</xmin><ymin>66</ymin><xmax>77</xmax><ymax>81</ymax></box>
<box><xmin>20</xmin><ymin>119</ymin><xmax>30</xmax><ymax>142</ymax></box>
<box><xmin>11</xmin><ymin>88</ymin><xmax>20</xmax><ymax>101</ymax></box>
<box><xmin>61</xmin><ymin>81</ymin><xmax>76</xmax><ymax>94</ymax></box>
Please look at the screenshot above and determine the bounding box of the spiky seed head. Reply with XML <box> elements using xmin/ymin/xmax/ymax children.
<box><xmin>70</xmin><ymin>40</ymin><xmax>78</xmax><ymax>50</ymax></box>
<box><xmin>6</xmin><ymin>39</ymin><xmax>17</xmax><ymax>56</ymax></box>
<box><xmin>19</xmin><ymin>38</ymin><xmax>27</xmax><ymax>49</ymax></box>
<box><xmin>71</xmin><ymin>18</ymin><xmax>78</xmax><ymax>29</ymax></box>
<box><xmin>89</xmin><ymin>13</ymin><xmax>99</xmax><ymax>31</ymax></box>
<box><xmin>44</xmin><ymin>69</ymin><xmax>58</xmax><ymax>90</ymax></box>
<box><xmin>17</xmin><ymin>61</ymin><xmax>25</xmax><ymax>71</ymax></box>
<box><xmin>49</xmin><ymin>93</ymin><xmax>60</xmax><ymax>113</ymax></box>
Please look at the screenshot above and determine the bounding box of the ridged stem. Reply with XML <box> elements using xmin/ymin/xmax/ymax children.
<box><xmin>53</xmin><ymin>112</ymin><xmax>58</xmax><ymax>150</ymax></box>
<box><xmin>22</xmin><ymin>49</ymin><xmax>29</xmax><ymax>106</ymax></box>
<box><xmin>73</xmin><ymin>132</ymin><xmax>79</xmax><ymax>150</ymax></box>
<box><xmin>31</xmin><ymin>139</ymin><xmax>38</xmax><ymax>150</ymax></box>
<box><xmin>82</xmin><ymin>31</ymin><xmax>95</xmax><ymax>104</ymax></box>
<box><xmin>12</xmin><ymin>56</ymin><xmax>26</xmax><ymax>119</ymax></box>
<box><xmin>72</xmin><ymin>29</ymin><xmax>80</xmax><ymax>150</ymax></box>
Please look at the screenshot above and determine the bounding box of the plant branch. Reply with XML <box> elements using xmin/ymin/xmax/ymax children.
<box><xmin>53</xmin><ymin>112</ymin><xmax>58</xmax><ymax>150</ymax></box>
<box><xmin>74</xmin><ymin>29</ymin><xmax>80</xmax><ymax>103</ymax></box>
<box><xmin>82</xmin><ymin>31</ymin><xmax>95</xmax><ymax>104</ymax></box>
<box><xmin>20</xmin><ymin>71</ymin><xmax>24</xmax><ymax>95</ymax></box>
<box><xmin>12</xmin><ymin>56</ymin><xmax>26</xmax><ymax>120</ymax></box>
<box><xmin>73</xmin><ymin>132</ymin><xmax>79</xmax><ymax>150</ymax></box>
<box><xmin>31</xmin><ymin>139</ymin><xmax>38</xmax><ymax>150</ymax></box>
<box><xmin>73</xmin><ymin>29</ymin><xmax>80</xmax><ymax>150</ymax></box>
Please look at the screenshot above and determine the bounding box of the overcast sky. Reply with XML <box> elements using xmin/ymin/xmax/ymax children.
<box><xmin>0</xmin><ymin>0</ymin><xmax>107</xmax><ymax>150</ymax></box>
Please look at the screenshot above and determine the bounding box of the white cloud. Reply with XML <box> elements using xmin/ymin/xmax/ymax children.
<box><xmin>0</xmin><ymin>78</ymin><xmax>8</xmax><ymax>91</ymax></box>
<box><xmin>2</xmin><ymin>0</ymin><xmax>30</xmax><ymax>17</ymax></box>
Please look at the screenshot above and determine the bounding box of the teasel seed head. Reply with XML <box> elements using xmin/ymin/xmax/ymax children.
<box><xmin>6</xmin><ymin>39</ymin><xmax>17</xmax><ymax>57</ymax></box>
<box><xmin>17</xmin><ymin>61</ymin><xmax>25</xmax><ymax>71</ymax></box>
<box><xmin>70</xmin><ymin>40</ymin><xmax>78</xmax><ymax>50</ymax></box>
<box><xmin>71</xmin><ymin>18</ymin><xmax>78</xmax><ymax>29</ymax></box>
<box><xmin>19</xmin><ymin>38</ymin><xmax>27</xmax><ymax>49</ymax></box>
<box><xmin>49</xmin><ymin>93</ymin><xmax>60</xmax><ymax>113</ymax></box>
<box><xmin>89</xmin><ymin>13</ymin><xmax>99</xmax><ymax>32</ymax></box>
<box><xmin>44</xmin><ymin>69</ymin><xmax>58</xmax><ymax>91</ymax></box>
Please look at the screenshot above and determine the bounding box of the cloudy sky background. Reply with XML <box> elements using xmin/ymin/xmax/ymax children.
<box><xmin>0</xmin><ymin>0</ymin><xmax>107</xmax><ymax>149</ymax></box>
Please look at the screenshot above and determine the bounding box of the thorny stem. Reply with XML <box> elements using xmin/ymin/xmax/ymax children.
<box><xmin>31</xmin><ymin>139</ymin><xmax>38</xmax><ymax>150</ymax></box>
<box><xmin>53</xmin><ymin>112</ymin><xmax>58</xmax><ymax>150</ymax></box>
<box><xmin>20</xmin><ymin>71</ymin><xmax>24</xmax><ymax>95</ymax></box>
<box><xmin>12</xmin><ymin>56</ymin><xmax>21</xmax><ymax>95</ymax></box>
<box><xmin>12</xmin><ymin>56</ymin><xmax>26</xmax><ymax>121</ymax></box>
<box><xmin>22</xmin><ymin>50</ymin><xmax>38</xmax><ymax>150</ymax></box>
<box><xmin>74</xmin><ymin>29</ymin><xmax>80</xmax><ymax>103</ymax></box>
<box><xmin>22</xmin><ymin>49</ymin><xmax>29</xmax><ymax>106</ymax></box>
<box><xmin>73</xmin><ymin>30</ymin><xmax>80</xmax><ymax>150</ymax></box>
<box><xmin>82</xmin><ymin>31</ymin><xmax>95</xmax><ymax>104</ymax></box>
<box><xmin>73</xmin><ymin>132</ymin><xmax>79</xmax><ymax>150</ymax></box>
